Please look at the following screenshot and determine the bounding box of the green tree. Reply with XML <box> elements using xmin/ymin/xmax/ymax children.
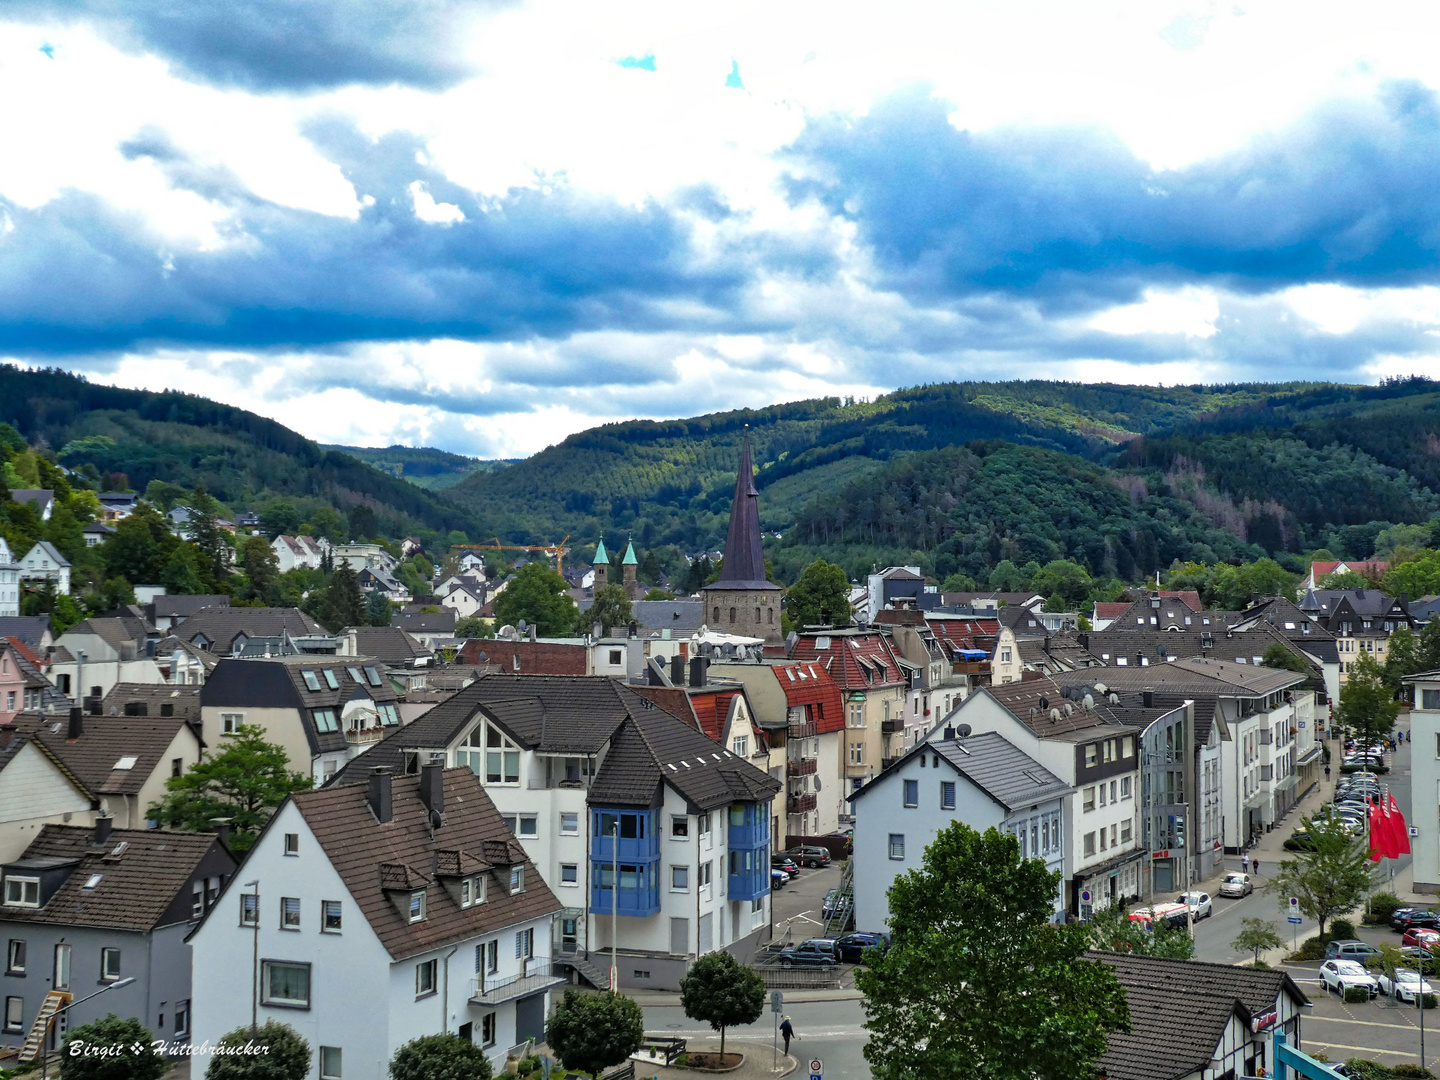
<box><xmin>1335</xmin><ymin>654</ymin><xmax>1401</xmax><ymax>752</ymax></box>
<box><xmin>1085</xmin><ymin>906</ymin><xmax>1195</xmax><ymax>959</ymax></box>
<box><xmin>1384</xmin><ymin>626</ymin><xmax>1422</xmax><ymax>689</ymax></box>
<box><xmin>348</xmin><ymin>504</ymin><xmax>379</xmax><ymax>541</ymax></box>
<box><xmin>260</xmin><ymin>501</ymin><xmax>303</xmax><ymax>540</ymax></box>
<box><xmin>162</xmin><ymin>544</ymin><xmax>207</xmax><ymax>595</ymax></box>
<box><xmin>586</xmin><ymin>584</ymin><xmax>633</xmax><ymax>634</ymax></box>
<box><xmin>546</xmin><ymin>989</ymin><xmax>645</xmax><ymax>1080</ymax></box>
<box><xmin>493</xmin><ymin>561</ymin><xmax>580</xmax><ymax>636</ymax></box>
<box><xmin>318</xmin><ymin>562</ymin><xmax>366</xmax><ymax>631</ymax></box>
<box><xmin>856</xmin><ymin>822</ymin><xmax>1128</xmax><ymax>1080</ymax></box>
<box><xmin>99</xmin><ymin>576</ymin><xmax>137</xmax><ymax>611</ymax></box>
<box><xmin>1032</xmin><ymin>559</ymin><xmax>1094</xmax><ymax>608</ymax></box>
<box><xmin>679</xmin><ymin>950</ymin><xmax>766</xmax><ymax>1060</ymax></box>
<box><xmin>105</xmin><ymin>502</ymin><xmax>178</xmax><ymax>584</ymax></box>
<box><xmin>147</xmin><ymin>725</ymin><xmax>312</xmax><ymax>851</ymax></box>
<box><xmin>188</xmin><ymin>486</ymin><xmax>229</xmax><ymax>587</ymax></box>
<box><xmin>456</xmin><ymin>616</ymin><xmax>495</xmax><ymax>638</ymax></box>
<box><xmin>204</xmin><ymin>1021</ymin><xmax>311</xmax><ymax>1080</ymax></box>
<box><xmin>987</xmin><ymin>559</ymin><xmax>1028</xmax><ymax>592</ymax></box>
<box><xmin>939</xmin><ymin>573</ymin><xmax>977</xmax><ymax>593</ymax></box>
<box><xmin>1266</xmin><ymin>814</ymin><xmax>1378</xmax><ymax>937</ymax></box>
<box><xmin>1418</xmin><ymin>620</ymin><xmax>1440</xmax><ymax>674</ymax></box>
<box><xmin>1318</xmin><ymin>570</ymin><xmax>1376</xmax><ymax>590</ymax></box>
<box><xmin>786</xmin><ymin>559</ymin><xmax>851</xmax><ymax>628</ymax></box>
<box><xmin>1260</xmin><ymin>643</ymin><xmax>1311</xmax><ymax>674</ymax></box>
<box><xmin>1210</xmin><ymin>559</ymin><xmax>1298</xmax><ymax>609</ymax></box>
<box><xmin>389</xmin><ymin>1033</ymin><xmax>493</xmax><ymax>1080</ymax></box>
<box><xmin>1231</xmin><ymin>918</ymin><xmax>1284</xmax><ymax>966</ymax></box>
<box><xmin>366</xmin><ymin>590</ymin><xmax>393</xmax><ymax>627</ymax></box>
<box><xmin>1386</xmin><ymin>550</ymin><xmax>1440</xmax><ymax>600</ymax></box>
<box><xmin>60</xmin><ymin>1014</ymin><xmax>168</xmax><ymax>1080</ymax></box>
<box><xmin>308</xmin><ymin>506</ymin><xmax>348</xmax><ymax>544</ymax></box>
<box><xmin>241</xmin><ymin>536</ymin><xmax>282</xmax><ymax>604</ymax></box>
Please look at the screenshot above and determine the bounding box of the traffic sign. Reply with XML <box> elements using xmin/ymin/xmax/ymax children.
<box><xmin>1287</xmin><ymin>916</ymin><xmax>1303</xmax><ymax>924</ymax></box>
<box><xmin>771</xmin><ymin>991</ymin><xmax>784</xmax><ymax>1014</ymax></box>
<box><xmin>1289</xmin><ymin>897</ymin><xmax>1299</xmax><ymax>909</ymax></box>
<box><xmin>810</xmin><ymin>1060</ymin><xmax>824</xmax><ymax>1075</ymax></box>
<box><xmin>1080</xmin><ymin>889</ymin><xmax>1092</xmax><ymax>903</ymax></box>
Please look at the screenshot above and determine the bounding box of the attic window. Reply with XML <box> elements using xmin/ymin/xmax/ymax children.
<box><xmin>302</xmin><ymin>670</ymin><xmax>322</xmax><ymax>691</ymax></box>
<box><xmin>322</xmin><ymin>669</ymin><xmax>340</xmax><ymax>690</ymax></box>
<box><xmin>408</xmin><ymin>890</ymin><xmax>425</xmax><ymax>922</ymax></box>
<box><xmin>83</xmin><ymin>874</ymin><xmax>103</xmax><ymax>890</ymax></box>
<box><xmin>109</xmin><ymin>842</ymin><xmax>129</xmax><ymax>858</ymax></box>
<box><xmin>348</xmin><ymin>667</ymin><xmax>364</xmax><ymax>684</ymax></box>
<box><xmin>365</xmin><ymin>666</ymin><xmax>382</xmax><ymax>687</ymax></box>
<box><xmin>113</xmin><ymin>755</ymin><xmax>139</xmax><ymax>771</ymax></box>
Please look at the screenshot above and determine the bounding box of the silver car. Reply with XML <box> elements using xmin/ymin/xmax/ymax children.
<box><xmin>1218</xmin><ymin>872</ymin><xmax>1252</xmax><ymax>898</ymax></box>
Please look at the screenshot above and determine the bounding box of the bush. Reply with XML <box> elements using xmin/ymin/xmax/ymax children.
<box><xmin>1392</xmin><ymin>1064</ymin><xmax>1437</xmax><ymax>1078</ymax></box>
<box><xmin>205</xmin><ymin>1021</ymin><xmax>311</xmax><ymax>1080</ymax></box>
<box><xmin>389</xmin><ymin>1034</ymin><xmax>493</xmax><ymax>1080</ymax></box>
<box><xmin>1344</xmin><ymin>984</ymin><xmax>1374</xmax><ymax>1003</ymax></box>
<box><xmin>59</xmin><ymin>1014</ymin><xmax>168</xmax><ymax>1080</ymax></box>
<box><xmin>1368</xmin><ymin>892</ymin><xmax>1405</xmax><ymax>922</ymax></box>
<box><xmin>1423</xmin><ymin>994</ymin><xmax>1439</xmax><ymax>1010</ymax></box>
<box><xmin>1331</xmin><ymin>919</ymin><xmax>1357</xmax><ymax>940</ymax></box>
<box><xmin>1288</xmin><ymin>936</ymin><xmax>1328</xmax><ymax>961</ymax></box>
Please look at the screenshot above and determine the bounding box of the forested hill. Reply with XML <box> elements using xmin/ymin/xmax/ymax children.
<box><xmin>0</xmin><ymin>365</ymin><xmax>479</xmax><ymax>538</ymax></box>
<box><xmin>443</xmin><ymin>378</ymin><xmax>1440</xmax><ymax>574</ymax></box>
<box><xmin>323</xmin><ymin>444</ymin><xmax>515</xmax><ymax>492</ymax></box>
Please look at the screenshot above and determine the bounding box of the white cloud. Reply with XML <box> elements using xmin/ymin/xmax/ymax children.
<box><xmin>407</xmin><ymin>181</ymin><xmax>466</xmax><ymax>224</ymax></box>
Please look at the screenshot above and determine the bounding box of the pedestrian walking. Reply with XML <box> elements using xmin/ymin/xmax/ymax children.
<box><xmin>1242</xmin><ymin>853</ymin><xmax>1250</xmax><ymax>874</ymax></box>
<box><xmin>1253</xmin><ymin>860</ymin><xmax>1260</xmax><ymax>877</ymax></box>
<box><xmin>780</xmin><ymin>1016</ymin><xmax>795</xmax><ymax>1056</ymax></box>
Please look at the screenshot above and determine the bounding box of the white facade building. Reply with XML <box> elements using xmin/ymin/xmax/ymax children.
<box><xmin>1405</xmin><ymin>670</ymin><xmax>1440</xmax><ymax>893</ymax></box>
<box><xmin>0</xmin><ymin>539</ymin><xmax>17</xmax><ymax>618</ymax></box>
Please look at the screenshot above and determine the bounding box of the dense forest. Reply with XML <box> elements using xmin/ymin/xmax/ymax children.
<box><xmin>324</xmin><ymin>444</ymin><xmax>516</xmax><ymax>491</ymax></box>
<box><xmin>0</xmin><ymin>365</ymin><xmax>480</xmax><ymax>541</ymax></box>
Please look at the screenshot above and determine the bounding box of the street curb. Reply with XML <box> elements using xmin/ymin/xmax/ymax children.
<box><xmin>630</xmin><ymin>990</ymin><xmax>864</xmax><ymax>1007</ymax></box>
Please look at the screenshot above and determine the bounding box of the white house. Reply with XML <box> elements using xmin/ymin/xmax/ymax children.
<box><xmin>1405</xmin><ymin>668</ymin><xmax>1440</xmax><ymax>893</ymax></box>
<box><xmin>333</xmin><ymin>544</ymin><xmax>397</xmax><ymax>574</ymax></box>
<box><xmin>441</xmin><ymin>584</ymin><xmax>487</xmax><ymax>619</ymax></box>
<box><xmin>189</xmin><ymin>766</ymin><xmax>564</xmax><ymax>1076</ymax></box>
<box><xmin>272</xmin><ymin>535</ymin><xmax>329</xmax><ymax>573</ymax></box>
<box><xmin>47</xmin><ymin>617</ymin><xmax>164</xmax><ymax>702</ymax></box>
<box><xmin>0</xmin><ymin>540</ymin><xmax>18</xmax><ymax>618</ymax></box>
<box><xmin>849</xmin><ymin>728</ymin><xmax>1071</xmax><ymax>930</ymax></box>
<box><xmin>0</xmin><ymin>730</ymin><xmax>96</xmax><ymax>863</ymax></box>
<box><xmin>331</xmin><ymin>673</ymin><xmax>781</xmax><ymax>991</ymax></box>
<box><xmin>17</xmin><ymin>542</ymin><xmax>71</xmax><ymax>596</ymax></box>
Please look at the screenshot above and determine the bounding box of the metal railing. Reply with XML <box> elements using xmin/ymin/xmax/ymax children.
<box><xmin>787</xmin><ymin>757</ymin><xmax>818</xmax><ymax>777</ymax></box>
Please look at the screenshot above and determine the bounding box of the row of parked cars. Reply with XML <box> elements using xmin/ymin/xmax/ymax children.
<box><xmin>770</xmin><ymin>846</ymin><xmax>834</xmax><ymax>889</ymax></box>
<box><xmin>773</xmin><ymin>932</ymin><xmax>891</xmax><ymax>968</ymax></box>
<box><xmin>1318</xmin><ymin>908</ymin><xmax>1440</xmax><ymax>1003</ymax></box>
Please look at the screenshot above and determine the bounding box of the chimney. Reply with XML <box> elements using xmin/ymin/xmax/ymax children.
<box><xmin>689</xmin><ymin>656</ymin><xmax>707</xmax><ymax>688</ymax></box>
<box><xmin>670</xmin><ymin>655</ymin><xmax>685</xmax><ymax>686</ymax></box>
<box><xmin>86</xmin><ymin>697</ymin><xmax>102</xmax><ymax>716</ymax></box>
<box><xmin>1142</xmin><ymin>690</ymin><xmax>1154</xmax><ymax>708</ymax></box>
<box><xmin>420</xmin><ymin>762</ymin><xmax>445</xmax><ymax>819</ymax></box>
<box><xmin>67</xmin><ymin>706</ymin><xmax>83</xmax><ymax>741</ymax></box>
<box><xmin>1077</xmin><ymin>632</ymin><xmax>1090</xmax><ymax>652</ymax></box>
<box><xmin>211</xmin><ymin>817</ymin><xmax>232</xmax><ymax>847</ymax></box>
<box><xmin>943</xmin><ymin>725</ymin><xmax>956</xmax><ymax>740</ymax></box>
<box><xmin>93</xmin><ymin>816</ymin><xmax>112</xmax><ymax>847</ymax></box>
<box><xmin>367</xmin><ymin>767</ymin><xmax>393</xmax><ymax>823</ymax></box>
<box><xmin>528</xmin><ymin>624</ymin><xmax>537</xmax><ymax>643</ymax></box>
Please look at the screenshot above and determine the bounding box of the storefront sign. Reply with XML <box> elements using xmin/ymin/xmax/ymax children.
<box><xmin>1251</xmin><ymin>1009</ymin><xmax>1278</xmax><ymax>1033</ymax></box>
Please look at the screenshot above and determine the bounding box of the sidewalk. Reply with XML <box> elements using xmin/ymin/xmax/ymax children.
<box><xmin>634</xmin><ymin>1040</ymin><xmax>798</xmax><ymax>1080</ymax></box>
<box><xmin>630</xmin><ymin>987</ymin><xmax>863</xmax><ymax>1008</ymax></box>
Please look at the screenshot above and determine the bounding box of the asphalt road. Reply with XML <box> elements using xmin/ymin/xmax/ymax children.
<box><xmin>644</xmin><ymin>1000</ymin><xmax>871</xmax><ymax>1080</ymax></box>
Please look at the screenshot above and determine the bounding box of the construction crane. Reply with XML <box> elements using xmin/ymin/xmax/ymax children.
<box><xmin>456</xmin><ymin>536</ymin><xmax>571</xmax><ymax>577</ymax></box>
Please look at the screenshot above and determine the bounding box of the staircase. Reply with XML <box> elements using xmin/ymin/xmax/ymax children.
<box><xmin>823</xmin><ymin>861</ymin><xmax>855</xmax><ymax>936</ymax></box>
<box><xmin>18</xmin><ymin>990</ymin><xmax>71</xmax><ymax>1064</ymax></box>
<box><xmin>563</xmin><ymin>950</ymin><xmax>612</xmax><ymax>991</ymax></box>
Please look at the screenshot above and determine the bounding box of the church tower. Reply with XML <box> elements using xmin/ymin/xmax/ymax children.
<box><xmin>592</xmin><ymin>539</ymin><xmax>609</xmax><ymax>590</ymax></box>
<box><xmin>702</xmin><ymin>430</ymin><xmax>782</xmax><ymax>646</ymax></box>
<box><xmin>621</xmin><ymin>539</ymin><xmax>640</xmax><ymax>601</ymax></box>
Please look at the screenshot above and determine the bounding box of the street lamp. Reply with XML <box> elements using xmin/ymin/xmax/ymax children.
<box><xmin>610</xmin><ymin>821</ymin><xmax>620</xmax><ymax>995</ymax></box>
<box><xmin>245</xmin><ymin>879</ymin><xmax>260</xmax><ymax>1033</ymax></box>
<box><xmin>39</xmin><ymin>976</ymin><xmax>136</xmax><ymax>1080</ymax></box>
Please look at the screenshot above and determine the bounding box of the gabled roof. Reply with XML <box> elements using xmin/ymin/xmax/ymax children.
<box><xmin>344</xmin><ymin>626</ymin><xmax>433</xmax><ymax>665</ymax></box>
<box><xmin>0</xmin><ymin>615</ymin><xmax>53</xmax><ymax>647</ymax></box>
<box><xmin>1307</xmin><ymin>588</ymin><xmax>1409</xmax><ymax>620</ymax></box>
<box><xmin>288</xmin><ymin>769</ymin><xmax>562</xmax><ymax>961</ymax></box>
<box><xmin>980</xmin><ymin>676</ymin><xmax>1138</xmax><ymax>738</ymax></box>
<box><xmin>59</xmin><ymin>616</ymin><xmax>153</xmax><ymax>650</ymax></box>
<box><xmin>0</xmin><ymin>730</ymin><xmax>94</xmax><ymax>802</ymax></box>
<box><xmin>852</xmin><ymin>730</ymin><xmax>1070</xmax><ymax>811</ymax></box>
<box><xmin>771</xmin><ymin>662</ymin><xmax>845</xmax><ymax>734</ymax></box>
<box><xmin>151</xmin><ymin>594</ymin><xmax>230</xmax><ymax>620</ymax></box>
<box><xmin>789</xmin><ymin>630</ymin><xmax>906</xmax><ymax>689</ymax></box>
<box><xmin>15</xmin><ymin>711</ymin><xmax>195</xmax><ymax>796</ymax></box>
<box><xmin>23</xmin><ymin>540</ymin><xmax>71</xmax><ymax>568</ymax></box>
<box><xmin>10</xmin><ymin>489</ymin><xmax>54</xmax><ymax>511</ymax></box>
<box><xmin>177</xmin><ymin>607</ymin><xmax>325</xmax><ymax>654</ymax></box>
<box><xmin>630</xmin><ymin>600</ymin><xmax>705</xmax><ymax>636</ymax></box>
<box><xmin>393</xmin><ymin>609</ymin><xmax>457</xmax><ymax>633</ymax></box>
<box><xmin>100</xmin><ymin>682</ymin><xmax>203</xmax><ymax>724</ymax></box>
<box><xmin>1092</xmin><ymin>951</ymin><xmax>1308</xmax><ymax>1080</ymax></box>
<box><xmin>0</xmin><ymin>825</ymin><xmax>226</xmax><ymax>932</ymax></box>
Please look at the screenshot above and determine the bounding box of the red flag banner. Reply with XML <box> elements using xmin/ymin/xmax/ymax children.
<box><xmin>1389</xmin><ymin>793</ymin><xmax>1411</xmax><ymax>856</ymax></box>
<box><xmin>1369</xmin><ymin>801</ymin><xmax>1385</xmax><ymax>862</ymax></box>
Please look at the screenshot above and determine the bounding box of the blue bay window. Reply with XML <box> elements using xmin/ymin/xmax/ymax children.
<box><xmin>726</xmin><ymin>802</ymin><xmax>770</xmax><ymax>902</ymax></box>
<box><xmin>589</xmin><ymin>808</ymin><xmax>660</xmax><ymax>916</ymax></box>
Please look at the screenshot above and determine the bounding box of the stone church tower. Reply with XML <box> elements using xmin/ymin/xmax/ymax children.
<box><xmin>592</xmin><ymin>539</ymin><xmax>609</xmax><ymax>590</ymax></box>
<box><xmin>621</xmin><ymin>539</ymin><xmax>641</xmax><ymax>601</ymax></box>
<box><xmin>703</xmin><ymin>432</ymin><xmax>783</xmax><ymax>646</ymax></box>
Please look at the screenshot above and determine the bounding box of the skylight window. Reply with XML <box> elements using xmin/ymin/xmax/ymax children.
<box><xmin>364</xmin><ymin>666</ymin><xmax>382</xmax><ymax>687</ymax></box>
<box><xmin>302</xmin><ymin>670</ymin><xmax>322</xmax><ymax>691</ymax></box>
<box><xmin>322</xmin><ymin>669</ymin><xmax>340</xmax><ymax>690</ymax></box>
<box><xmin>347</xmin><ymin>667</ymin><xmax>364</xmax><ymax>684</ymax></box>
<box><xmin>83</xmin><ymin>874</ymin><xmax>103</xmax><ymax>890</ymax></box>
<box><xmin>112</xmin><ymin>755</ymin><xmax>138</xmax><ymax>771</ymax></box>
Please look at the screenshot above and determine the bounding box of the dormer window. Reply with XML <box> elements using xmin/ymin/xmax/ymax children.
<box><xmin>461</xmin><ymin>875</ymin><xmax>486</xmax><ymax>908</ymax></box>
<box><xmin>4</xmin><ymin>877</ymin><xmax>40</xmax><ymax>908</ymax></box>
<box><xmin>408</xmin><ymin>890</ymin><xmax>426</xmax><ymax>922</ymax></box>
<box><xmin>509</xmin><ymin>866</ymin><xmax>524</xmax><ymax>895</ymax></box>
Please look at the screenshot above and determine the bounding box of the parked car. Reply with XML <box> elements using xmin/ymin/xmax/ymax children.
<box><xmin>1176</xmin><ymin>891</ymin><xmax>1213</xmax><ymax>919</ymax></box>
<box><xmin>777</xmin><ymin>939</ymin><xmax>837</xmax><ymax>968</ymax></box>
<box><xmin>1394</xmin><ymin>910</ymin><xmax>1440</xmax><ymax>933</ymax></box>
<box><xmin>1403</xmin><ymin>928</ymin><xmax>1440</xmax><ymax>951</ymax></box>
<box><xmin>1399</xmin><ymin>946</ymin><xmax>1436</xmax><ymax>965</ymax></box>
<box><xmin>1326</xmin><ymin>939</ymin><xmax>1381</xmax><ymax>961</ymax></box>
<box><xmin>1378</xmin><ymin>968</ymin><xmax>1435</xmax><ymax>1003</ymax></box>
<box><xmin>771</xmin><ymin>869</ymin><xmax>788</xmax><ymax>889</ymax></box>
<box><xmin>822</xmin><ymin>889</ymin><xmax>842</xmax><ymax>919</ymax></box>
<box><xmin>1218</xmin><ymin>873</ymin><xmax>1253</xmax><ymax>898</ymax></box>
<box><xmin>1320</xmin><ymin>959</ymin><xmax>1379</xmax><ymax>997</ymax></box>
<box><xmin>772</xmin><ymin>855</ymin><xmax>801</xmax><ymax>878</ymax></box>
<box><xmin>833</xmin><ymin>931</ymin><xmax>890</xmax><ymax>963</ymax></box>
<box><xmin>788</xmin><ymin>845</ymin><xmax>833</xmax><ymax>868</ymax></box>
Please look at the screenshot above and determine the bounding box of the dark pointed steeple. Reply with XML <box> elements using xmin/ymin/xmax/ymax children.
<box><xmin>715</xmin><ymin>429</ymin><xmax>777</xmax><ymax>590</ymax></box>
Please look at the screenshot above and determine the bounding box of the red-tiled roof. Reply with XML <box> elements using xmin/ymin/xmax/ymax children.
<box><xmin>687</xmin><ymin>687</ymin><xmax>744</xmax><ymax>742</ymax></box>
<box><xmin>1309</xmin><ymin>560</ymin><xmax>1341</xmax><ymax>580</ymax></box>
<box><xmin>789</xmin><ymin>632</ymin><xmax>905</xmax><ymax>690</ymax></box>
<box><xmin>771</xmin><ymin>662</ymin><xmax>845</xmax><ymax>734</ymax></box>
<box><xmin>926</xmin><ymin>617</ymin><xmax>1000</xmax><ymax>657</ymax></box>
<box><xmin>456</xmin><ymin>639</ymin><xmax>587</xmax><ymax>674</ymax></box>
<box><xmin>1093</xmin><ymin>602</ymin><xmax>1131</xmax><ymax>619</ymax></box>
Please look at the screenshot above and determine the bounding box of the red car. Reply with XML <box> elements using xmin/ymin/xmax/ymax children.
<box><xmin>1402</xmin><ymin>928</ymin><xmax>1440</xmax><ymax>951</ymax></box>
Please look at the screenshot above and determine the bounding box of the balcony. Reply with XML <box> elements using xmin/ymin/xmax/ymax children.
<box><xmin>591</xmin><ymin>810</ymin><xmax>660</xmax><ymax>864</ymax></box>
<box><xmin>788</xmin><ymin>721</ymin><xmax>817</xmax><ymax>740</ymax></box>
<box><xmin>727</xmin><ymin>803</ymin><xmax>769</xmax><ymax>850</ymax></box>
<box><xmin>787</xmin><ymin>793</ymin><xmax>818</xmax><ymax>816</ymax></box>
<box><xmin>880</xmin><ymin>718</ymin><xmax>904</xmax><ymax>734</ymax></box>
<box><xmin>728</xmin><ymin>847</ymin><xmax>771</xmax><ymax>902</ymax></box>
<box><xmin>590</xmin><ymin>864</ymin><xmax>661</xmax><ymax>917</ymax></box>
<box><xmin>470</xmin><ymin>958</ymin><xmax>566</xmax><ymax>1006</ymax></box>
<box><xmin>344</xmin><ymin>725</ymin><xmax>385</xmax><ymax>745</ymax></box>
<box><xmin>787</xmin><ymin>757</ymin><xmax>818</xmax><ymax>777</ymax></box>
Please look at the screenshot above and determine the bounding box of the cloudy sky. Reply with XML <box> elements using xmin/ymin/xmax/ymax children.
<box><xmin>5</xmin><ymin>1</ymin><xmax>1440</xmax><ymax>457</ymax></box>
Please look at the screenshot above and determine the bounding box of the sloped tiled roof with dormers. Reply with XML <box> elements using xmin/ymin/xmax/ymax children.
<box><xmin>790</xmin><ymin>629</ymin><xmax>906</xmax><ymax>690</ymax></box>
<box><xmin>14</xmin><ymin>711</ymin><xmax>196</xmax><ymax>796</ymax></box>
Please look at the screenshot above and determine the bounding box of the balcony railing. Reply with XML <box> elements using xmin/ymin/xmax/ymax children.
<box><xmin>880</xmin><ymin>718</ymin><xmax>904</xmax><ymax>734</ymax></box>
<box><xmin>344</xmin><ymin>726</ymin><xmax>385</xmax><ymax>745</ymax></box>
<box><xmin>787</xmin><ymin>757</ymin><xmax>818</xmax><ymax>777</ymax></box>
<box><xmin>787</xmin><ymin>721</ymin><xmax>817</xmax><ymax>740</ymax></box>
<box><xmin>470</xmin><ymin>958</ymin><xmax>566</xmax><ymax>1006</ymax></box>
<box><xmin>787</xmin><ymin>793</ymin><xmax>818</xmax><ymax>815</ymax></box>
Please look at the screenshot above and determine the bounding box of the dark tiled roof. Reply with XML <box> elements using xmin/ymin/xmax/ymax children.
<box><xmin>15</xmin><ymin>712</ymin><xmax>194</xmax><ymax>796</ymax></box>
<box><xmin>0</xmin><ymin>615</ymin><xmax>53</xmax><ymax>647</ymax></box>
<box><xmin>1306</xmin><ymin>589</ymin><xmax>1408</xmax><ymax>619</ymax></box>
<box><xmin>1085</xmin><ymin>625</ymin><xmax>1326</xmax><ymax>680</ymax></box>
<box><xmin>631</xmin><ymin>600</ymin><xmax>705</xmax><ymax>636</ymax></box>
<box><xmin>177</xmin><ymin>607</ymin><xmax>326</xmax><ymax>654</ymax></box>
<box><xmin>152</xmin><ymin>594</ymin><xmax>230</xmax><ymax>620</ymax></box>
<box><xmin>394</xmin><ymin>609</ymin><xmax>457</xmax><ymax>633</ymax></box>
<box><xmin>100</xmin><ymin>683</ymin><xmax>203</xmax><ymax>724</ymax></box>
<box><xmin>62</xmin><ymin>616</ymin><xmax>153</xmax><ymax>650</ymax></box>
<box><xmin>344</xmin><ymin>626</ymin><xmax>433</xmax><ymax>664</ymax></box>
<box><xmin>982</xmin><ymin>677</ymin><xmax>1132</xmax><ymax>737</ymax></box>
<box><xmin>0</xmin><ymin>826</ymin><xmax>225</xmax><ymax>932</ymax></box>
<box><xmin>292</xmin><ymin>769</ymin><xmax>562</xmax><ymax>960</ymax></box>
<box><xmin>1092</xmin><ymin>951</ymin><xmax>1308</xmax><ymax>1080</ymax></box>
<box><xmin>0</xmin><ymin>730</ymin><xmax>94</xmax><ymax>800</ymax></box>
<box><xmin>853</xmin><ymin>731</ymin><xmax>1070</xmax><ymax>811</ymax></box>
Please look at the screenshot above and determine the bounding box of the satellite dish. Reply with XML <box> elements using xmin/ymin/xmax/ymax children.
<box><xmin>955</xmin><ymin>724</ymin><xmax>972</xmax><ymax>738</ymax></box>
<box><xmin>1050</xmin><ymin>708</ymin><xmax>1061</xmax><ymax>721</ymax></box>
<box><xmin>1038</xmin><ymin>696</ymin><xmax>1050</xmax><ymax>709</ymax></box>
<box><xmin>1083</xmin><ymin>694</ymin><xmax>1095</xmax><ymax>710</ymax></box>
